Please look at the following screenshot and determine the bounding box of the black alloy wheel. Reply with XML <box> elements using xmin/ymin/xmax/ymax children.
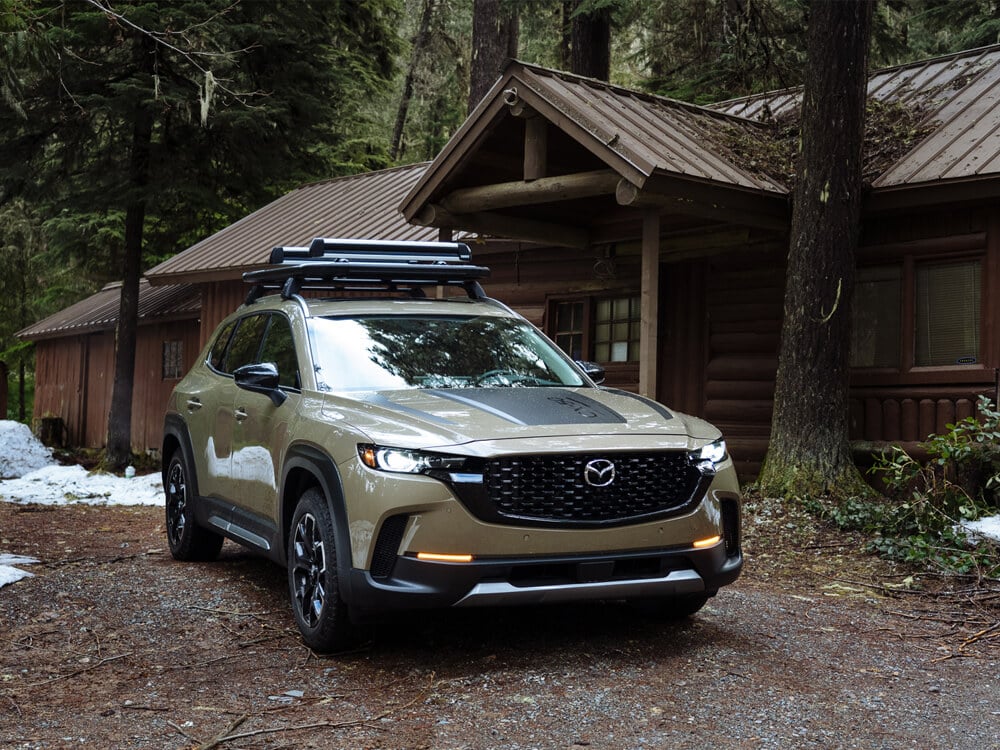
<box><xmin>164</xmin><ymin>450</ymin><xmax>223</xmax><ymax>561</ymax></box>
<box><xmin>287</xmin><ymin>488</ymin><xmax>353</xmax><ymax>651</ymax></box>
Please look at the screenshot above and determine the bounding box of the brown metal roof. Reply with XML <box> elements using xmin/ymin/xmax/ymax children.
<box><xmin>512</xmin><ymin>64</ymin><xmax>788</xmax><ymax>192</ymax></box>
<box><xmin>711</xmin><ymin>44</ymin><xmax>1000</xmax><ymax>190</ymax></box>
<box><xmin>17</xmin><ymin>280</ymin><xmax>200</xmax><ymax>341</ymax></box>
<box><xmin>147</xmin><ymin>163</ymin><xmax>438</xmax><ymax>284</ymax></box>
<box><xmin>401</xmin><ymin>61</ymin><xmax>788</xmax><ymax>224</ymax></box>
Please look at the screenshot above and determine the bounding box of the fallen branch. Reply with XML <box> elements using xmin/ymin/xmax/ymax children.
<box><xmin>196</xmin><ymin>713</ymin><xmax>248</xmax><ymax>750</ymax></box>
<box><xmin>17</xmin><ymin>652</ymin><xmax>132</xmax><ymax>689</ymax></box>
<box><xmin>199</xmin><ymin>673</ymin><xmax>436</xmax><ymax>747</ymax></box>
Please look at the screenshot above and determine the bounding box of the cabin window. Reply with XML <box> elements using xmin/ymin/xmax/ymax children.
<box><xmin>852</xmin><ymin>257</ymin><xmax>981</xmax><ymax>370</ymax></box>
<box><xmin>162</xmin><ymin>340</ymin><xmax>184</xmax><ymax>380</ymax></box>
<box><xmin>554</xmin><ymin>301</ymin><xmax>585</xmax><ymax>360</ymax></box>
<box><xmin>595</xmin><ymin>296</ymin><xmax>641</xmax><ymax>362</ymax></box>
<box><xmin>915</xmin><ymin>260</ymin><xmax>980</xmax><ymax>366</ymax></box>
<box><xmin>851</xmin><ymin>266</ymin><xmax>901</xmax><ymax>368</ymax></box>
<box><xmin>551</xmin><ymin>295</ymin><xmax>640</xmax><ymax>363</ymax></box>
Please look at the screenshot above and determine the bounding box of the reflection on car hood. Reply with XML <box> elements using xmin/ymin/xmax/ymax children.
<box><xmin>323</xmin><ymin>386</ymin><xmax>721</xmax><ymax>452</ymax></box>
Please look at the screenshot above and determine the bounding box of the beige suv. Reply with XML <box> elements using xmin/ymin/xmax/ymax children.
<box><xmin>162</xmin><ymin>239</ymin><xmax>742</xmax><ymax>652</ymax></box>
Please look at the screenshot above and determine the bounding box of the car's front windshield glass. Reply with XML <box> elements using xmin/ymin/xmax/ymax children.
<box><xmin>308</xmin><ymin>314</ymin><xmax>586</xmax><ymax>392</ymax></box>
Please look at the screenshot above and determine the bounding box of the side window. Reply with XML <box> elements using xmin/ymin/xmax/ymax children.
<box><xmin>224</xmin><ymin>314</ymin><xmax>269</xmax><ymax>373</ymax></box>
<box><xmin>162</xmin><ymin>340</ymin><xmax>184</xmax><ymax>380</ymax></box>
<box><xmin>208</xmin><ymin>321</ymin><xmax>236</xmax><ymax>372</ymax></box>
<box><xmin>851</xmin><ymin>266</ymin><xmax>901</xmax><ymax>368</ymax></box>
<box><xmin>550</xmin><ymin>295</ymin><xmax>640</xmax><ymax>363</ymax></box>
<box><xmin>259</xmin><ymin>315</ymin><xmax>301</xmax><ymax>389</ymax></box>
<box><xmin>915</xmin><ymin>260</ymin><xmax>980</xmax><ymax>366</ymax></box>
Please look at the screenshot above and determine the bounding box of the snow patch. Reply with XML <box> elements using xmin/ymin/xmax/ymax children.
<box><xmin>0</xmin><ymin>464</ymin><xmax>163</xmax><ymax>506</ymax></box>
<box><xmin>963</xmin><ymin>515</ymin><xmax>1000</xmax><ymax>544</ymax></box>
<box><xmin>0</xmin><ymin>420</ymin><xmax>55</xmax><ymax>479</ymax></box>
<box><xmin>0</xmin><ymin>553</ymin><xmax>39</xmax><ymax>589</ymax></box>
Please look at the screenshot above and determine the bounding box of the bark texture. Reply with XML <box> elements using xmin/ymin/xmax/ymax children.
<box><xmin>569</xmin><ymin>1</ymin><xmax>611</xmax><ymax>81</ymax></box>
<box><xmin>391</xmin><ymin>0</ymin><xmax>436</xmax><ymax>160</ymax></box>
<box><xmin>469</xmin><ymin>0</ymin><xmax>518</xmax><ymax>114</ymax></box>
<box><xmin>757</xmin><ymin>0</ymin><xmax>875</xmax><ymax>499</ymax></box>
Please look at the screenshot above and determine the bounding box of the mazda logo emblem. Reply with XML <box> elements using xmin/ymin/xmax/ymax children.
<box><xmin>584</xmin><ymin>458</ymin><xmax>615</xmax><ymax>487</ymax></box>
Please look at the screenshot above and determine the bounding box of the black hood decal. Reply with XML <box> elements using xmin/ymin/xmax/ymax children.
<box><xmin>425</xmin><ymin>389</ymin><xmax>627</xmax><ymax>426</ymax></box>
<box><xmin>600</xmin><ymin>388</ymin><xmax>674</xmax><ymax>421</ymax></box>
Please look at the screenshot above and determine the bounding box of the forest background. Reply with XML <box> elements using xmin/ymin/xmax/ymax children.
<box><xmin>0</xmin><ymin>0</ymin><xmax>995</xmax><ymax>429</ymax></box>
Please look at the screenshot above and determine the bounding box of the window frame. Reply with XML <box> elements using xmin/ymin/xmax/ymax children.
<box><xmin>851</xmin><ymin>245</ymin><xmax>988</xmax><ymax>386</ymax></box>
<box><xmin>547</xmin><ymin>293</ymin><xmax>642</xmax><ymax>365</ymax></box>
<box><xmin>162</xmin><ymin>340</ymin><xmax>185</xmax><ymax>381</ymax></box>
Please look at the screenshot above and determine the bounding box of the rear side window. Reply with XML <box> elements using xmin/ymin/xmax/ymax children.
<box><xmin>223</xmin><ymin>314</ymin><xmax>269</xmax><ymax>373</ymax></box>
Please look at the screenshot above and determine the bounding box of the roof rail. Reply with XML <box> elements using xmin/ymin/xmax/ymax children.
<box><xmin>243</xmin><ymin>238</ymin><xmax>490</xmax><ymax>304</ymax></box>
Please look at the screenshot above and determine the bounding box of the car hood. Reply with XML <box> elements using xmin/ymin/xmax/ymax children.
<box><xmin>321</xmin><ymin>387</ymin><xmax>721</xmax><ymax>455</ymax></box>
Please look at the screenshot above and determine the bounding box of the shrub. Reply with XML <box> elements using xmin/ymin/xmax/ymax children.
<box><xmin>817</xmin><ymin>396</ymin><xmax>1000</xmax><ymax>577</ymax></box>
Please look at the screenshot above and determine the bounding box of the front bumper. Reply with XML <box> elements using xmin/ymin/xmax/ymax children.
<box><xmin>346</xmin><ymin>534</ymin><xmax>742</xmax><ymax>619</ymax></box>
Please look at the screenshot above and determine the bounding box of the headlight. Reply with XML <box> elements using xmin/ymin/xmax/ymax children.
<box><xmin>358</xmin><ymin>444</ymin><xmax>466</xmax><ymax>474</ymax></box>
<box><xmin>691</xmin><ymin>439</ymin><xmax>728</xmax><ymax>466</ymax></box>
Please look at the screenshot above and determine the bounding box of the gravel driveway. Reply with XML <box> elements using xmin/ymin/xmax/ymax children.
<box><xmin>1</xmin><ymin>499</ymin><xmax>997</xmax><ymax>749</ymax></box>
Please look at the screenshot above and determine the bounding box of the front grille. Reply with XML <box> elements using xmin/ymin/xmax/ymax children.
<box><xmin>482</xmin><ymin>452</ymin><xmax>703</xmax><ymax>524</ymax></box>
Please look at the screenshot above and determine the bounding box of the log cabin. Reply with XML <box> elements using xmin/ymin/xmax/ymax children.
<box><xmin>19</xmin><ymin>45</ymin><xmax>1000</xmax><ymax>477</ymax></box>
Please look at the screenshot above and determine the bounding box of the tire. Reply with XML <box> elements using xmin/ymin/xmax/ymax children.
<box><xmin>630</xmin><ymin>592</ymin><xmax>712</xmax><ymax>620</ymax></box>
<box><xmin>287</xmin><ymin>488</ymin><xmax>354</xmax><ymax>652</ymax></box>
<box><xmin>165</xmin><ymin>450</ymin><xmax>223</xmax><ymax>562</ymax></box>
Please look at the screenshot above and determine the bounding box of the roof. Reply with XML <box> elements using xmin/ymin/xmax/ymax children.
<box><xmin>146</xmin><ymin>164</ymin><xmax>439</xmax><ymax>285</ymax></box>
<box><xmin>17</xmin><ymin>280</ymin><xmax>200</xmax><ymax>341</ymax></box>
<box><xmin>401</xmin><ymin>60</ymin><xmax>788</xmax><ymax>228</ymax></box>
<box><xmin>712</xmin><ymin>44</ymin><xmax>1000</xmax><ymax>191</ymax></box>
<box><xmin>501</xmin><ymin>62</ymin><xmax>788</xmax><ymax>192</ymax></box>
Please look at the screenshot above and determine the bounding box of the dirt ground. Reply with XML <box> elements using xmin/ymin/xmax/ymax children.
<box><xmin>1</xmin><ymin>496</ymin><xmax>997</xmax><ymax>750</ymax></box>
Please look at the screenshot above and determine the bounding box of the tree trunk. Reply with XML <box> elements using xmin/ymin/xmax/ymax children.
<box><xmin>757</xmin><ymin>0</ymin><xmax>874</xmax><ymax>499</ymax></box>
<box><xmin>390</xmin><ymin>0</ymin><xmax>436</xmax><ymax>161</ymax></box>
<box><xmin>569</xmin><ymin>1</ymin><xmax>611</xmax><ymax>81</ymax></box>
<box><xmin>469</xmin><ymin>0</ymin><xmax>519</xmax><ymax>114</ymax></box>
<box><xmin>0</xmin><ymin>361</ymin><xmax>7</xmax><ymax>420</ymax></box>
<box><xmin>106</xmin><ymin>38</ymin><xmax>154</xmax><ymax>470</ymax></box>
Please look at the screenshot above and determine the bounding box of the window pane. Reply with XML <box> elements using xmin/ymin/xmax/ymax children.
<box><xmin>225</xmin><ymin>314</ymin><xmax>269</xmax><ymax>372</ymax></box>
<box><xmin>208</xmin><ymin>322</ymin><xmax>236</xmax><ymax>372</ymax></box>
<box><xmin>852</xmin><ymin>266</ymin><xmax>901</xmax><ymax>368</ymax></box>
<box><xmin>162</xmin><ymin>340</ymin><xmax>184</xmax><ymax>380</ymax></box>
<box><xmin>556</xmin><ymin>301</ymin><xmax>583</xmax><ymax>333</ymax></box>
<box><xmin>593</xmin><ymin>295</ymin><xmax>640</xmax><ymax>363</ymax></box>
<box><xmin>596</xmin><ymin>299</ymin><xmax>611</xmax><ymax>321</ymax></box>
<box><xmin>915</xmin><ymin>261</ymin><xmax>981</xmax><ymax>367</ymax></box>
<box><xmin>259</xmin><ymin>316</ymin><xmax>300</xmax><ymax>388</ymax></box>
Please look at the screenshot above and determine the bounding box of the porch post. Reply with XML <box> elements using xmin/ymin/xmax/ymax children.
<box><xmin>639</xmin><ymin>208</ymin><xmax>660</xmax><ymax>398</ymax></box>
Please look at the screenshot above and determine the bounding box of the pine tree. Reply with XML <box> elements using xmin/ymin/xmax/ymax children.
<box><xmin>0</xmin><ymin>0</ymin><xmax>401</xmax><ymax>464</ymax></box>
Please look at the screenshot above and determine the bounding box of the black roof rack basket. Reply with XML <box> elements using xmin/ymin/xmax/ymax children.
<box><xmin>243</xmin><ymin>238</ymin><xmax>490</xmax><ymax>304</ymax></box>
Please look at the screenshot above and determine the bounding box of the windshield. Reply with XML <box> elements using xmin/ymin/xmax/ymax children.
<box><xmin>308</xmin><ymin>314</ymin><xmax>587</xmax><ymax>392</ymax></box>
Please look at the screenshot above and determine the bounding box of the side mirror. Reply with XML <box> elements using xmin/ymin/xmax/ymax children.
<box><xmin>576</xmin><ymin>360</ymin><xmax>606</xmax><ymax>385</ymax></box>
<box><xmin>233</xmin><ymin>362</ymin><xmax>287</xmax><ymax>407</ymax></box>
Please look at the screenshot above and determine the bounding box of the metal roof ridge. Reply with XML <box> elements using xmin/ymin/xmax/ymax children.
<box><xmin>713</xmin><ymin>43</ymin><xmax>1000</xmax><ymax>111</ymax></box>
<box><xmin>509</xmin><ymin>59</ymin><xmax>771</xmax><ymax>128</ymax></box>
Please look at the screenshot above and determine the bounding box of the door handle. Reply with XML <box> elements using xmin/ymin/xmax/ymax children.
<box><xmin>234</xmin><ymin>408</ymin><xmax>248</xmax><ymax>422</ymax></box>
<box><xmin>186</xmin><ymin>398</ymin><xmax>202</xmax><ymax>411</ymax></box>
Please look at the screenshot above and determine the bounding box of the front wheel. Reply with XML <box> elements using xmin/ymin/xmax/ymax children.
<box><xmin>287</xmin><ymin>488</ymin><xmax>354</xmax><ymax>652</ymax></box>
<box><xmin>165</xmin><ymin>451</ymin><xmax>223</xmax><ymax>562</ymax></box>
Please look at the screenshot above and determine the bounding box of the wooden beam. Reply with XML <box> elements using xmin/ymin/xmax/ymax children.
<box><xmin>440</xmin><ymin>169</ymin><xmax>620</xmax><ymax>214</ymax></box>
<box><xmin>415</xmin><ymin>204</ymin><xmax>591</xmax><ymax>249</ymax></box>
<box><xmin>617</xmin><ymin>177</ymin><xmax>789</xmax><ymax>232</ymax></box>
<box><xmin>639</xmin><ymin>209</ymin><xmax>660</xmax><ymax>399</ymax></box>
<box><xmin>524</xmin><ymin>116</ymin><xmax>548</xmax><ymax>181</ymax></box>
